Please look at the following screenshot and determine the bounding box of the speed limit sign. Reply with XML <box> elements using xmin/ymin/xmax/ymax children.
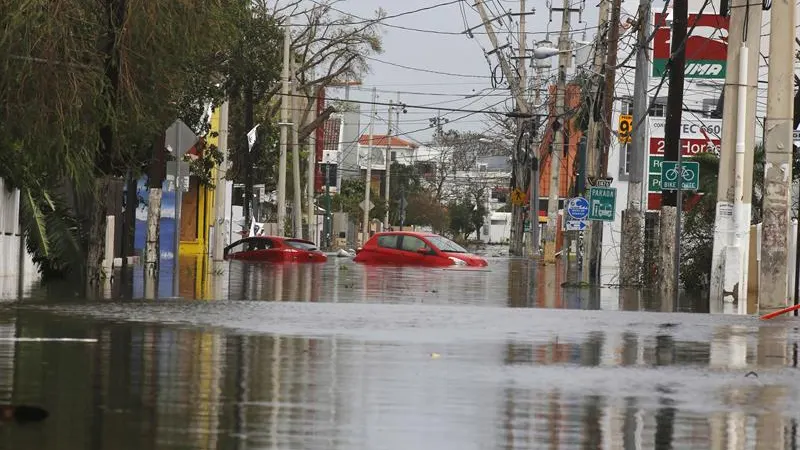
<box><xmin>618</xmin><ymin>114</ymin><xmax>633</xmax><ymax>143</ymax></box>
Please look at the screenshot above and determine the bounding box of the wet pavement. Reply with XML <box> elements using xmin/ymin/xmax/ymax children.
<box><xmin>0</xmin><ymin>255</ymin><xmax>799</xmax><ymax>449</ymax></box>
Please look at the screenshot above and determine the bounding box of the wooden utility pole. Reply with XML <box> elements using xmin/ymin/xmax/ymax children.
<box><xmin>277</xmin><ymin>20</ymin><xmax>291</xmax><ymax>237</ymax></box>
<box><xmin>291</xmin><ymin>55</ymin><xmax>303</xmax><ymax>238</ymax></box>
<box><xmin>709</xmin><ymin>0</ymin><xmax>762</xmax><ymax>307</ymax></box>
<box><xmin>474</xmin><ymin>0</ymin><xmax>532</xmax><ymax>255</ymax></box>
<box><xmin>473</xmin><ymin>1</ymin><xmax>530</xmax><ymax>115</ymax></box>
<box><xmin>581</xmin><ymin>0</ymin><xmax>609</xmax><ymax>282</ymax></box>
<box><xmin>659</xmin><ymin>0</ymin><xmax>688</xmax><ymax>301</ymax></box>
<box><xmin>543</xmin><ymin>0</ymin><xmax>572</xmax><ymax>263</ymax></box>
<box><xmin>620</xmin><ymin>0</ymin><xmax>650</xmax><ymax>286</ymax></box>
<box><xmin>760</xmin><ymin>0</ymin><xmax>796</xmax><ymax>311</ymax></box>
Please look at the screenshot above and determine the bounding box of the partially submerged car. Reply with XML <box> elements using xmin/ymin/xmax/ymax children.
<box><xmin>224</xmin><ymin>236</ymin><xmax>328</xmax><ymax>263</ymax></box>
<box><xmin>353</xmin><ymin>231</ymin><xmax>488</xmax><ymax>267</ymax></box>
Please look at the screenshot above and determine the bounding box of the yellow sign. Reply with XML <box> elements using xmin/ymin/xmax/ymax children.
<box><xmin>510</xmin><ymin>188</ymin><xmax>527</xmax><ymax>206</ymax></box>
<box><xmin>618</xmin><ymin>114</ymin><xmax>633</xmax><ymax>143</ymax></box>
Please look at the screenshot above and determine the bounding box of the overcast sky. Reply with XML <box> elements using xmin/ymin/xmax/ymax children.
<box><xmin>319</xmin><ymin>0</ymin><xmax>608</xmax><ymax>144</ymax></box>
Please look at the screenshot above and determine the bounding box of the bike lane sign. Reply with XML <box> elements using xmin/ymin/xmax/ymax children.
<box><xmin>661</xmin><ymin>161</ymin><xmax>700</xmax><ymax>190</ymax></box>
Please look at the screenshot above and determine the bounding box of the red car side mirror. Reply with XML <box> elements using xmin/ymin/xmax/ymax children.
<box><xmin>416</xmin><ymin>248</ymin><xmax>431</xmax><ymax>255</ymax></box>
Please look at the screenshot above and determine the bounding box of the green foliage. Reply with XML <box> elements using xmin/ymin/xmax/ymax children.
<box><xmin>446</xmin><ymin>195</ymin><xmax>487</xmax><ymax>240</ymax></box>
<box><xmin>679</xmin><ymin>152</ymin><xmax>720</xmax><ymax>291</ymax></box>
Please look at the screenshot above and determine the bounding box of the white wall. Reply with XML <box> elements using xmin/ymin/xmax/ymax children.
<box><xmin>0</xmin><ymin>178</ymin><xmax>39</xmax><ymax>300</ymax></box>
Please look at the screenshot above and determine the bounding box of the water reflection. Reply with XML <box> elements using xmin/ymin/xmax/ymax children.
<box><xmin>32</xmin><ymin>256</ymin><xmax>716</xmax><ymax>313</ymax></box>
<box><xmin>0</xmin><ymin>309</ymin><xmax>797</xmax><ymax>449</ymax></box>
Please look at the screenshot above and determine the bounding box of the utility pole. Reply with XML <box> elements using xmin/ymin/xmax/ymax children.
<box><xmin>243</xmin><ymin>85</ymin><xmax>254</xmax><ymax>233</ymax></box>
<box><xmin>585</xmin><ymin>0</ymin><xmax>623</xmax><ymax>278</ymax></box>
<box><xmin>709</xmin><ymin>0</ymin><xmax>761</xmax><ymax>308</ymax></box>
<box><xmin>620</xmin><ymin>0</ymin><xmax>650</xmax><ymax>286</ymax></box>
<box><xmin>473</xmin><ymin>1</ymin><xmax>530</xmax><ymax>115</ymax></box>
<box><xmin>277</xmin><ymin>21</ymin><xmax>290</xmax><ymax>237</ymax></box>
<box><xmin>516</xmin><ymin>0</ymin><xmax>528</xmax><ymax>256</ymax></box>
<box><xmin>212</xmin><ymin>100</ymin><xmax>230</xmax><ymax>261</ymax></box>
<box><xmin>659</xmin><ymin>0</ymin><xmax>688</xmax><ymax>300</ymax></box>
<box><xmin>307</xmin><ymin>90</ymin><xmax>317</xmax><ymax>243</ymax></box>
<box><xmin>581</xmin><ymin>0</ymin><xmax>609</xmax><ymax>282</ymax></box>
<box><xmin>474</xmin><ymin>0</ymin><xmax>532</xmax><ymax>255</ymax></box>
<box><xmin>543</xmin><ymin>0</ymin><xmax>572</xmax><ymax>263</ymax></box>
<box><xmin>760</xmin><ymin>0</ymin><xmax>796</xmax><ymax>311</ymax></box>
<box><xmin>384</xmin><ymin>100</ymin><xmax>393</xmax><ymax>230</ymax></box>
<box><xmin>530</xmin><ymin>66</ymin><xmax>543</xmax><ymax>257</ymax></box>
<box><xmin>362</xmin><ymin>88</ymin><xmax>376</xmax><ymax>245</ymax></box>
<box><xmin>291</xmin><ymin>55</ymin><xmax>303</xmax><ymax>238</ymax></box>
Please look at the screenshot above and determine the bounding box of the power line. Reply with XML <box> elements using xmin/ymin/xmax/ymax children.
<box><xmin>363</xmin><ymin>56</ymin><xmax>493</xmax><ymax>79</ymax></box>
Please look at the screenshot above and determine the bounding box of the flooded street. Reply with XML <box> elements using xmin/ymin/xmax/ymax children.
<box><xmin>1</xmin><ymin>256</ymin><xmax>799</xmax><ymax>449</ymax></box>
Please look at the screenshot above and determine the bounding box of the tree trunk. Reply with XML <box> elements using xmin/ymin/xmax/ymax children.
<box><xmin>85</xmin><ymin>176</ymin><xmax>112</xmax><ymax>294</ymax></box>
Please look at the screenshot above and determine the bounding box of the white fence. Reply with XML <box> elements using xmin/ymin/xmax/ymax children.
<box><xmin>0</xmin><ymin>178</ymin><xmax>39</xmax><ymax>299</ymax></box>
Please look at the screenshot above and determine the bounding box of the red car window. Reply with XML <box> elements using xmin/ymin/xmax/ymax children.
<box><xmin>285</xmin><ymin>240</ymin><xmax>318</xmax><ymax>251</ymax></box>
<box><xmin>399</xmin><ymin>236</ymin><xmax>428</xmax><ymax>252</ymax></box>
<box><xmin>377</xmin><ymin>235</ymin><xmax>399</xmax><ymax>249</ymax></box>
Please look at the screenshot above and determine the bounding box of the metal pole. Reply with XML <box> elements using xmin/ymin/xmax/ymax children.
<box><xmin>543</xmin><ymin>0</ymin><xmax>571</xmax><ymax>264</ymax></box>
<box><xmin>212</xmin><ymin>100</ymin><xmax>230</xmax><ymax>261</ymax></box>
<box><xmin>277</xmin><ymin>20</ymin><xmax>290</xmax><ymax>237</ymax></box>
<box><xmin>620</xmin><ymin>0</ymin><xmax>650</xmax><ymax>286</ymax></box>
<box><xmin>760</xmin><ymin>0</ymin><xmax>796</xmax><ymax>311</ymax></box>
<box><xmin>325</xmin><ymin>164</ymin><xmax>331</xmax><ymax>249</ymax></box>
<box><xmin>362</xmin><ymin>88</ymin><xmax>376</xmax><ymax>245</ymax></box>
<box><xmin>384</xmin><ymin>100</ymin><xmax>393</xmax><ymax>230</ymax></box>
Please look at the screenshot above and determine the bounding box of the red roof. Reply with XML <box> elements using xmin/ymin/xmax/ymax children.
<box><xmin>358</xmin><ymin>134</ymin><xmax>417</xmax><ymax>148</ymax></box>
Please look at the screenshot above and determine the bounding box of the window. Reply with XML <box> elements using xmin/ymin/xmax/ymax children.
<box><xmin>426</xmin><ymin>235</ymin><xmax>467</xmax><ymax>253</ymax></box>
<box><xmin>378</xmin><ymin>234</ymin><xmax>399</xmax><ymax>249</ymax></box>
<box><xmin>285</xmin><ymin>240</ymin><xmax>317</xmax><ymax>251</ymax></box>
<box><xmin>622</xmin><ymin>143</ymin><xmax>632</xmax><ymax>175</ymax></box>
<box><xmin>620</xmin><ymin>98</ymin><xmax>633</xmax><ymax>115</ymax></box>
<box><xmin>390</xmin><ymin>151</ymin><xmax>396</xmax><ymax>162</ymax></box>
<box><xmin>225</xmin><ymin>240</ymin><xmax>248</xmax><ymax>256</ymax></box>
<box><xmin>702</xmin><ymin>98</ymin><xmax>721</xmax><ymax>118</ymax></box>
<box><xmin>249</xmin><ymin>238</ymin><xmax>272</xmax><ymax>251</ymax></box>
<box><xmin>399</xmin><ymin>235</ymin><xmax>427</xmax><ymax>252</ymax></box>
<box><xmin>649</xmin><ymin>98</ymin><xmax>667</xmax><ymax>117</ymax></box>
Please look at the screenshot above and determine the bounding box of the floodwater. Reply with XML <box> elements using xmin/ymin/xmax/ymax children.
<box><xmin>0</xmin><ymin>254</ymin><xmax>799</xmax><ymax>449</ymax></box>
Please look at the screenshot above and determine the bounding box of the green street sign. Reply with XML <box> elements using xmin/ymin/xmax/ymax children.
<box><xmin>648</xmin><ymin>174</ymin><xmax>662</xmax><ymax>192</ymax></box>
<box><xmin>648</xmin><ymin>156</ymin><xmax>663</xmax><ymax>174</ymax></box>
<box><xmin>588</xmin><ymin>187</ymin><xmax>617</xmax><ymax>222</ymax></box>
<box><xmin>661</xmin><ymin>161</ymin><xmax>700</xmax><ymax>191</ymax></box>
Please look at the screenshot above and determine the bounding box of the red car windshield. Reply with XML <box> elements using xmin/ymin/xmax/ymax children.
<box><xmin>285</xmin><ymin>240</ymin><xmax>319</xmax><ymax>251</ymax></box>
<box><xmin>425</xmin><ymin>236</ymin><xmax>467</xmax><ymax>253</ymax></box>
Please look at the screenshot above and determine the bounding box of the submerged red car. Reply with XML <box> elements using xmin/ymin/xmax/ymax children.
<box><xmin>354</xmin><ymin>231</ymin><xmax>488</xmax><ymax>267</ymax></box>
<box><xmin>224</xmin><ymin>236</ymin><xmax>328</xmax><ymax>263</ymax></box>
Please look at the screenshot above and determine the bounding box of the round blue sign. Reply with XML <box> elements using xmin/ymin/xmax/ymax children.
<box><xmin>567</xmin><ymin>197</ymin><xmax>589</xmax><ymax>220</ymax></box>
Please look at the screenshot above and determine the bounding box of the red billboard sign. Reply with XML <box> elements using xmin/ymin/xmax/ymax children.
<box><xmin>652</xmin><ymin>13</ymin><xmax>729</xmax><ymax>79</ymax></box>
